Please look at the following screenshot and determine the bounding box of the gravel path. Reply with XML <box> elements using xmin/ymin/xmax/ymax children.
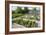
<box><xmin>12</xmin><ymin>23</ymin><xmax>26</xmax><ymax>28</ymax></box>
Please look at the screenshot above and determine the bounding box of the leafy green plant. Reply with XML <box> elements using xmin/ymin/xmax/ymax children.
<box><xmin>12</xmin><ymin>14</ymin><xmax>24</xmax><ymax>18</ymax></box>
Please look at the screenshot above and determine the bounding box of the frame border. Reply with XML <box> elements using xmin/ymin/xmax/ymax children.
<box><xmin>5</xmin><ymin>1</ymin><xmax>45</xmax><ymax>34</ymax></box>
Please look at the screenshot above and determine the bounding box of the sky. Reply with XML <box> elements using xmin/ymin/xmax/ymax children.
<box><xmin>11</xmin><ymin>6</ymin><xmax>40</xmax><ymax>11</ymax></box>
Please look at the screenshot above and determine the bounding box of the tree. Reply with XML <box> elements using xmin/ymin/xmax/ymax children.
<box><xmin>24</xmin><ymin>7</ymin><xmax>29</xmax><ymax>13</ymax></box>
<box><xmin>12</xmin><ymin>10</ymin><xmax>15</xmax><ymax>14</ymax></box>
<box><xmin>15</xmin><ymin>7</ymin><xmax>23</xmax><ymax>14</ymax></box>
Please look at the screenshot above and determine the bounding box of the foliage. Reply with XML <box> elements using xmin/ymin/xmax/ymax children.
<box><xmin>12</xmin><ymin>14</ymin><xmax>24</xmax><ymax>18</ymax></box>
<box><xmin>15</xmin><ymin>7</ymin><xmax>23</xmax><ymax>14</ymax></box>
<box><xmin>12</xmin><ymin>10</ymin><xmax>15</xmax><ymax>14</ymax></box>
<box><xmin>13</xmin><ymin>18</ymin><xmax>36</xmax><ymax>27</ymax></box>
<box><xmin>23</xmin><ymin>7</ymin><xmax>29</xmax><ymax>14</ymax></box>
<box><xmin>12</xmin><ymin>7</ymin><xmax>29</xmax><ymax>14</ymax></box>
